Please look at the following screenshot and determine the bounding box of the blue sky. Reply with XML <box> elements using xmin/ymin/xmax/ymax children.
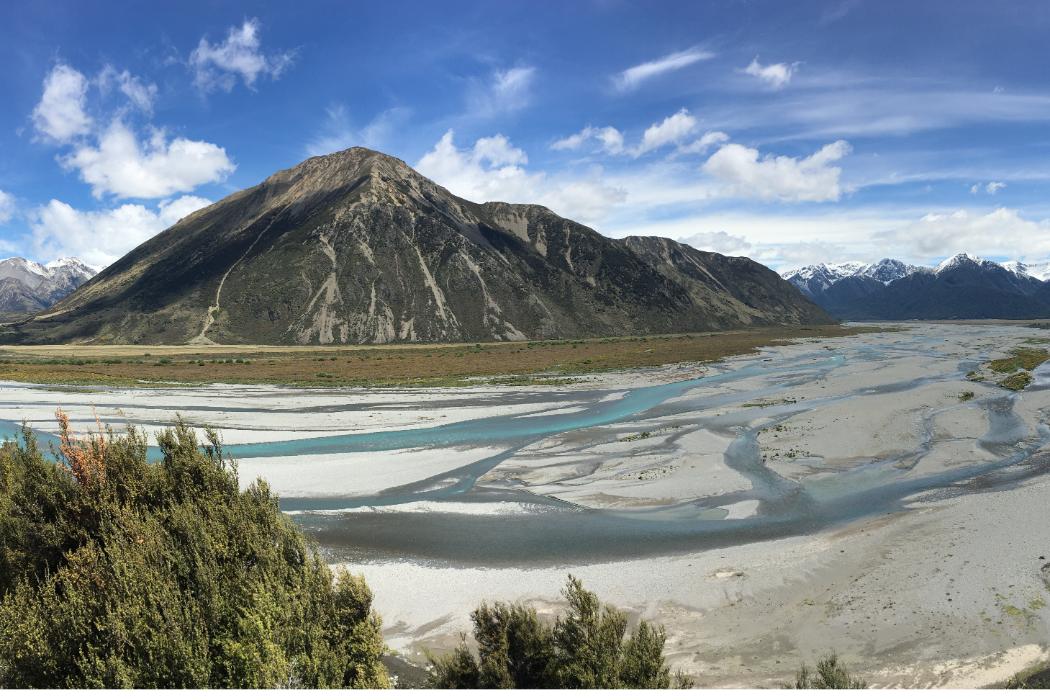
<box><xmin>1</xmin><ymin>0</ymin><xmax>1050</xmax><ymax>271</ymax></box>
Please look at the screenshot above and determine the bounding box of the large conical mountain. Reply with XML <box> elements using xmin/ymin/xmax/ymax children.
<box><xmin>4</xmin><ymin>148</ymin><xmax>831</xmax><ymax>344</ymax></box>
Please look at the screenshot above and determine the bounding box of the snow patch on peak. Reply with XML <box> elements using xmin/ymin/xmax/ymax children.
<box><xmin>46</xmin><ymin>257</ymin><xmax>98</xmax><ymax>275</ymax></box>
<box><xmin>1003</xmin><ymin>260</ymin><xmax>1050</xmax><ymax>281</ymax></box>
<box><xmin>935</xmin><ymin>252</ymin><xmax>983</xmax><ymax>273</ymax></box>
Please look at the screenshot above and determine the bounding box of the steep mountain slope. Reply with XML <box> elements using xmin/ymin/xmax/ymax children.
<box><xmin>786</xmin><ymin>253</ymin><xmax>1050</xmax><ymax>320</ymax></box>
<box><xmin>0</xmin><ymin>257</ymin><xmax>97</xmax><ymax>316</ymax></box>
<box><xmin>5</xmin><ymin>148</ymin><xmax>831</xmax><ymax>344</ymax></box>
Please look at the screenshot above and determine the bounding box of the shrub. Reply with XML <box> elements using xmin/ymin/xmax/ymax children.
<box><xmin>0</xmin><ymin>414</ymin><xmax>389</xmax><ymax>689</ymax></box>
<box><xmin>790</xmin><ymin>654</ymin><xmax>867</xmax><ymax>689</ymax></box>
<box><xmin>429</xmin><ymin>576</ymin><xmax>688</xmax><ymax>689</ymax></box>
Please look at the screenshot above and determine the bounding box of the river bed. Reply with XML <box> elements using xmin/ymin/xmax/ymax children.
<box><xmin>3</xmin><ymin>322</ymin><xmax>1050</xmax><ymax>687</ymax></box>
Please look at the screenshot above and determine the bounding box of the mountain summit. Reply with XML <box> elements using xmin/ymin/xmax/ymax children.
<box><xmin>0</xmin><ymin>257</ymin><xmax>97</xmax><ymax>317</ymax></box>
<box><xmin>6</xmin><ymin>148</ymin><xmax>830</xmax><ymax>344</ymax></box>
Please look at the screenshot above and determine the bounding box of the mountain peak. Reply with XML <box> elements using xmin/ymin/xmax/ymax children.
<box><xmin>4</xmin><ymin>146</ymin><xmax>830</xmax><ymax>344</ymax></box>
<box><xmin>935</xmin><ymin>252</ymin><xmax>983</xmax><ymax>273</ymax></box>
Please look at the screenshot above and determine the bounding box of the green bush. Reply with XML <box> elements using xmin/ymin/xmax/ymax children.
<box><xmin>790</xmin><ymin>653</ymin><xmax>867</xmax><ymax>689</ymax></box>
<box><xmin>0</xmin><ymin>415</ymin><xmax>389</xmax><ymax>689</ymax></box>
<box><xmin>429</xmin><ymin>575</ymin><xmax>688</xmax><ymax>689</ymax></box>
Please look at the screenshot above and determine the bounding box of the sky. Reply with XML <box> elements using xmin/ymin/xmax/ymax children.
<box><xmin>1</xmin><ymin>0</ymin><xmax>1050</xmax><ymax>272</ymax></box>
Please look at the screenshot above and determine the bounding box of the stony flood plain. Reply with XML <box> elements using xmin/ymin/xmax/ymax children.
<box><xmin>2</xmin><ymin>322</ymin><xmax>1050</xmax><ymax>687</ymax></box>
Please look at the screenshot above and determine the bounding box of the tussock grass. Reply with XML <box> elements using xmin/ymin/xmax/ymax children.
<box><xmin>0</xmin><ymin>325</ymin><xmax>876</xmax><ymax>388</ymax></box>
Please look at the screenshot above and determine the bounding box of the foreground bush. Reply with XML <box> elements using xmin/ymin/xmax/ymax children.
<box><xmin>0</xmin><ymin>414</ymin><xmax>389</xmax><ymax>689</ymax></box>
<box><xmin>429</xmin><ymin>575</ymin><xmax>689</xmax><ymax>689</ymax></box>
<box><xmin>791</xmin><ymin>653</ymin><xmax>867</xmax><ymax>689</ymax></box>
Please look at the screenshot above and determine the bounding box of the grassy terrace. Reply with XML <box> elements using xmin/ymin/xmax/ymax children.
<box><xmin>0</xmin><ymin>325</ymin><xmax>872</xmax><ymax>388</ymax></box>
<box><xmin>976</xmin><ymin>345</ymin><xmax>1050</xmax><ymax>392</ymax></box>
<box><xmin>988</xmin><ymin>346</ymin><xmax>1050</xmax><ymax>373</ymax></box>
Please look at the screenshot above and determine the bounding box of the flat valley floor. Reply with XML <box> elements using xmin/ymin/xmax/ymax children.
<box><xmin>3</xmin><ymin>322</ymin><xmax>1050</xmax><ymax>687</ymax></box>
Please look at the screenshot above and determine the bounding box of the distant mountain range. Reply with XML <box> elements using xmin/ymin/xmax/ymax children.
<box><xmin>0</xmin><ymin>257</ymin><xmax>97</xmax><ymax>318</ymax></box>
<box><xmin>2</xmin><ymin>148</ymin><xmax>830</xmax><ymax>345</ymax></box>
<box><xmin>783</xmin><ymin>254</ymin><xmax>1050</xmax><ymax>319</ymax></box>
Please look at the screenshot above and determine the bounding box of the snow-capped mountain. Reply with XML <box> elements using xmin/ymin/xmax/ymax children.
<box><xmin>858</xmin><ymin>258</ymin><xmax>925</xmax><ymax>284</ymax></box>
<box><xmin>781</xmin><ymin>258</ymin><xmax>921</xmax><ymax>296</ymax></box>
<box><xmin>1003</xmin><ymin>260</ymin><xmax>1050</xmax><ymax>282</ymax></box>
<box><xmin>782</xmin><ymin>252</ymin><xmax>1050</xmax><ymax>320</ymax></box>
<box><xmin>0</xmin><ymin>256</ymin><xmax>98</xmax><ymax>316</ymax></box>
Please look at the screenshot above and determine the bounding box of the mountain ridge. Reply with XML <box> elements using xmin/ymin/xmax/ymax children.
<box><xmin>783</xmin><ymin>253</ymin><xmax>1050</xmax><ymax>320</ymax></box>
<box><xmin>4</xmin><ymin>147</ymin><xmax>831</xmax><ymax>345</ymax></box>
<box><xmin>0</xmin><ymin>257</ymin><xmax>97</xmax><ymax>317</ymax></box>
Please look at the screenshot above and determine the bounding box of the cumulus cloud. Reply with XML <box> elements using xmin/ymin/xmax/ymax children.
<box><xmin>98</xmin><ymin>65</ymin><xmax>157</xmax><ymax>113</ymax></box>
<box><xmin>677</xmin><ymin>130</ymin><xmax>730</xmax><ymax>155</ymax></box>
<box><xmin>61</xmin><ymin>121</ymin><xmax>235</xmax><ymax>199</ymax></box>
<box><xmin>189</xmin><ymin>18</ymin><xmax>294</xmax><ymax>93</ymax></box>
<box><xmin>702</xmin><ymin>140</ymin><xmax>852</xmax><ymax>202</ymax></box>
<box><xmin>635</xmin><ymin>109</ymin><xmax>698</xmax><ymax>155</ymax></box>
<box><xmin>0</xmin><ymin>190</ymin><xmax>14</xmax><ymax>224</ymax></box>
<box><xmin>416</xmin><ymin>130</ymin><xmax>625</xmax><ymax>222</ymax></box>
<box><xmin>614</xmin><ymin>47</ymin><xmax>715</xmax><ymax>91</ymax></box>
<box><xmin>468</xmin><ymin>66</ymin><xmax>536</xmax><ymax>116</ymax></box>
<box><xmin>304</xmin><ymin>104</ymin><xmax>412</xmax><ymax>156</ymax></box>
<box><xmin>416</xmin><ymin>130</ymin><xmax>540</xmax><ymax>203</ymax></box>
<box><xmin>32</xmin><ymin>64</ymin><xmax>93</xmax><ymax>142</ymax></box>
<box><xmin>31</xmin><ymin>195</ymin><xmax>211</xmax><ymax>268</ymax></box>
<box><xmin>743</xmin><ymin>57</ymin><xmax>798</xmax><ymax>89</ymax></box>
<box><xmin>877</xmin><ymin>208</ymin><xmax>1050</xmax><ymax>261</ymax></box>
<box><xmin>551</xmin><ymin>125</ymin><xmax>625</xmax><ymax>155</ymax></box>
<box><xmin>675</xmin><ymin>231</ymin><xmax>752</xmax><ymax>256</ymax></box>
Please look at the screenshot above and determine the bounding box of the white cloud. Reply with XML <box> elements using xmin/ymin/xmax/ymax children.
<box><xmin>877</xmin><ymin>208</ymin><xmax>1050</xmax><ymax>261</ymax></box>
<box><xmin>61</xmin><ymin>121</ymin><xmax>235</xmax><ymax>199</ymax></box>
<box><xmin>416</xmin><ymin>130</ymin><xmax>625</xmax><ymax>222</ymax></box>
<box><xmin>304</xmin><ymin>104</ymin><xmax>411</xmax><ymax>156</ymax></box>
<box><xmin>635</xmin><ymin>109</ymin><xmax>698</xmax><ymax>155</ymax></box>
<box><xmin>468</xmin><ymin>66</ymin><xmax>536</xmax><ymax>116</ymax></box>
<box><xmin>969</xmin><ymin>181</ymin><xmax>1008</xmax><ymax>195</ymax></box>
<box><xmin>675</xmin><ymin>231</ymin><xmax>752</xmax><ymax>256</ymax></box>
<box><xmin>417</xmin><ymin>130</ymin><xmax>541</xmax><ymax>204</ymax></box>
<box><xmin>98</xmin><ymin>65</ymin><xmax>157</xmax><ymax>113</ymax></box>
<box><xmin>0</xmin><ymin>190</ymin><xmax>14</xmax><ymax>223</ymax></box>
<box><xmin>551</xmin><ymin>125</ymin><xmax>625</xmax><ymax>155</ymax></box>
<box><xmin>702</xmin><ymin>84</ymin><xmax>1050</xmax><ymax>140</ymax></box>
<box><xmin>677</xmin><ymin>130</ymin><xmax>730</xmax><ymax>155</ymax></box>
<box><xmin>189</xmin><ymin>18</ymin><xmax>294</xmax><ymax>93</ymax></box>
<box><xmin>615</xmin><ymin>47</ymin><xmax>715</xmax><ymax>91</ymax></box>
<box><xmin>702</xmin><ymin>140</ymin><xmax>852</xmax><ymax>202</ymax></box>
<box><xmin>32</xmin><ymin>64</ymin><xmax>93</xmax><ymax>142</ymax></box>
<box><xmin>31</xmin><ymin>195</ymin><xmax>211</xmax><ymax>268</ymax></box>
<box><xmin>743</xmin><ymin>57</ymin><xmax>798</xmax><ymax>89</ymax></box>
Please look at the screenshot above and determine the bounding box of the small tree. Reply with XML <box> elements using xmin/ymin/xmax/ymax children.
<box><xmin>791</xmin><ymin>653</ymin><xmax>867</xmax><ymax>689</ymax></box>
<box><xmin>0</xmin><ymin>416</ymin><xmax>389</xmax><ymax>689</ymax></box>
<box><xmin>429</xmin><ymin>575</ymin><xmax>684</xmax><ymax>689</ymax></box>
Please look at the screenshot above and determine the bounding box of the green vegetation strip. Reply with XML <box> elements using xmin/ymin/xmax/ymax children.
<box><xmin>0</xmin><ymin>325</ymin><xmax>880</xmax><ymax>389</ymax></box>
<box><xmin>988</xmin><ymin>347</ymin><xmax>1050</xmax><ymax>373</ymax></box>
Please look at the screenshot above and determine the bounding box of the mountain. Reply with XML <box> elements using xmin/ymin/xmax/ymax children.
<box><xmin>0</xmin><ymin>257</ymin><xmax>97</xmax><ymax>317</ymax></box>
<box><xmin>1003</xmin><ymin>260</ymin><xmax>1050</xmax><ymax>282</ymax></box>
<box><xmin>2</xmin><ymin>148</ymin><xmax>831</xmax><ymax>345</ymax></box>
<box><xmin>781</xmin><ymin>258</ymin><xmax>921</xmax><ymax>297</ymax></box>
<box><xmin>784</xmin><ymin>253</ymin><xmax>1050</xmax><ymax>320</ymax></box>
